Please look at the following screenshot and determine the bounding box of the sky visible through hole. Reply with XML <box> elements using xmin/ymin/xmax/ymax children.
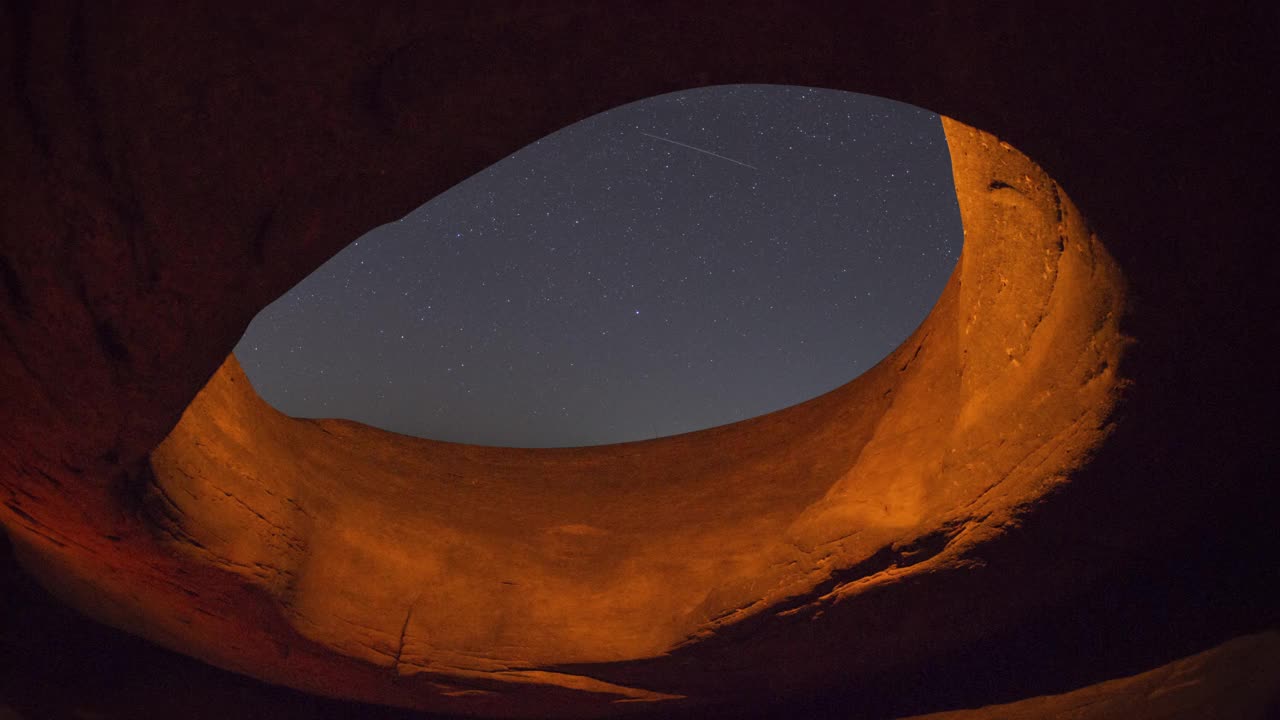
<box><xmin>235</xmin><ymin>85</ymin><xmax>962</xmax><ymax>447</ymax></box>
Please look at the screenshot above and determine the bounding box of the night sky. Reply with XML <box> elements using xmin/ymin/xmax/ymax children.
<box><xmin>235</xmin><ymin>85</ymin><xmax>962</xmax><ymax>447</ymax></box>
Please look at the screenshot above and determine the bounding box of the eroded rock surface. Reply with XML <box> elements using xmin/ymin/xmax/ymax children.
<box><xmin>903</xmin><ymin>632</ymin><xmax>1280</xmax><ymax>720</ymax></box>
<box><xmin>6</xmin><ymin>117</ymin><xmax>1132</xmax><ymax>715</ymax></box>
<box><xmin>2</xmin><ymin>3</ymin><xmax>1277</xmax><ymax>719</ymax></box>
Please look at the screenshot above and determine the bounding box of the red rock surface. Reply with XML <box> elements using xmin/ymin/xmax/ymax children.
<box><xmin>2</xmin><ymin>3</ymin><xmax>1277</xmax><ymax>718</ymax></box>
<box><xmin>904</xmin><ymin>631</ymin><xmax>1280</xmax><ymax>720</ymax></box>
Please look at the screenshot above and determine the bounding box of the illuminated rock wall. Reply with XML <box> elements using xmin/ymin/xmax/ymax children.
<box><xmin>2</xmin><ymin>4</ymin><xmax>1275</xmax><ymax>718</ymax></box>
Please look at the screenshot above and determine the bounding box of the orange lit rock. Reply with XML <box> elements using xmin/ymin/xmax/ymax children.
<box><xmin>2</xmin><ymin>4</ymin><xmax>1276</xmax><ymax>719</ymax></box>
<box><xmin>902</xmin><ymin>631</ymin><xmax>1280</xmax><ymax>720</ymax></box>
<box><xmin>6</xmin><ymin>117</ymin><xmax>1131</xmax><ymax>715</ymax></box>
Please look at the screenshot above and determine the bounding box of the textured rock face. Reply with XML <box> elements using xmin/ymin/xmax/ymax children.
<box><xmin>7</xmin><ymin>118</ymin><xmax>1132</xmax><ymax>715</ymax></box>
<box><xmin>1</xmin><ymin>3</ymin><xmax>1277</xmax><ymax>719</ymax></box>
<box><xmin>903</xmin><ymin>631</ymin><xmax>1280</xmax><ymax>720</ymax></box>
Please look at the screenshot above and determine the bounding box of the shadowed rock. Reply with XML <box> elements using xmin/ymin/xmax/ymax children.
<box><xmin>1</xmin><ymin>3</ymin><xmax>1276</xmax><ymax>718</ymax></box>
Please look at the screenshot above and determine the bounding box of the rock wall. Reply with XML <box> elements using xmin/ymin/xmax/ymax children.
<box><xmin>2</xmin><ymin>3</ymin><xmax>1276</xmax><ymax>718</ymax></box>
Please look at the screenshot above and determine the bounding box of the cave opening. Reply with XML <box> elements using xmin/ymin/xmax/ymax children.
<box><xmin>233</xmin><ymin>85</ymin><xmax>963</xmax><ymax>447</ymax></box>
<box><xmin>127</xmin><ymin>111</ymin><xmax>1132</xmax><ymax>708</ymax></box>
<box><xmin>4</xmin><ymin>5</ymin><xmax>1276</xmax><ymax>719</ymax></box>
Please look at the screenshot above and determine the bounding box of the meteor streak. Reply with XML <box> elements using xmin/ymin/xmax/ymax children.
<box><xmin>640</xmin><ymin>131</ymin><xmax>758</xmax><ymax>170</ymax></box>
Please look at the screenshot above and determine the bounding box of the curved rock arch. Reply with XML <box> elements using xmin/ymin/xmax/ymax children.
<box><xmin>2</xmin><ymin>4</ymin><xmax>1275</xmax><ymax>719</ymax></box>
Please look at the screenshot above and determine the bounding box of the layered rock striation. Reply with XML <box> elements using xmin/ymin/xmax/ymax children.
<box><xmin>2</xmin><ymin>4</ymin><xmax>1276</xmax><ymax>718</ymax></box>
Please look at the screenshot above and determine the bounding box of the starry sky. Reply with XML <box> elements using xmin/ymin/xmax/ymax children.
<box><xmin>235</xmin><ymin>85</ymin><xmax>962</xmax><ymax>447</ymax></box>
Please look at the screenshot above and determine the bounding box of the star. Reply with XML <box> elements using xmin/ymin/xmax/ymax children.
<box><xmin>236</xmin><ymin>85</ymin><xmax>961</xmax><ymax>447</ymax></box>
